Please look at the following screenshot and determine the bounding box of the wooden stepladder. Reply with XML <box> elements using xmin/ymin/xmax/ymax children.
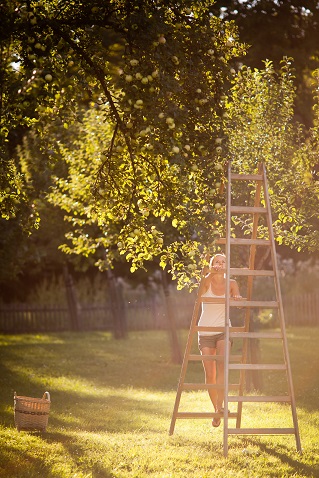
<box><xmin>169</xmin><ymin>162</ymin><xmax>301</xmax><ymax>457</ymax></box>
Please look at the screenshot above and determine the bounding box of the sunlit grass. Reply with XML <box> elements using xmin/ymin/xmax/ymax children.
<box><xmin>0</xmin><ymin>328</ymin><xmax>318</xmax><ymax>477</ymax></box>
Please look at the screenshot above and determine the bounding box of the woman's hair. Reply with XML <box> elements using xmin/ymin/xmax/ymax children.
<box><xmin>209</xmin><ymin>253</ymin><xmax>226</xmax><ymax>267</ymax></box>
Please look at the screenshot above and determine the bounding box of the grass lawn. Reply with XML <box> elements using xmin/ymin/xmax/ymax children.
<box><xmin>0</xmin><ymin>326</ymin><xmax>318</xmax><ymax>477</ymax></box>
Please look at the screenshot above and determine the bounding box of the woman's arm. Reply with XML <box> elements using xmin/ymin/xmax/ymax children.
<box><xmin>201</xmin><ymin>273</ymin><xmax>211</xmax><ymax>294</ymax></box>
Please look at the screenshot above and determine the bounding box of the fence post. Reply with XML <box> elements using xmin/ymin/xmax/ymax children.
<box><xmin>63</xmin><ymin>264</ymin><xmax>81</xmax><ymax>331</ymax></box>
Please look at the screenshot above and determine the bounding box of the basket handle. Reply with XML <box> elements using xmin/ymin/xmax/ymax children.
<box><xmin>42</xmin><ymin>391</ymin><xmax>50</xmax><ymax>401</ymax></box>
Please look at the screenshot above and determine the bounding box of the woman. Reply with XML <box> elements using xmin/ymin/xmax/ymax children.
<box><xmin>197</xmin><ymin>253</ymin><xmax>242</xmax><ymax>427</ymax></box>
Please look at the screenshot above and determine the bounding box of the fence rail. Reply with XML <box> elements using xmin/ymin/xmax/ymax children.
<box><xmin>0</xmin><ymin>296</ymin><xmax>195</xmax><ymax>333</ymax></box>
<box><xmin>283</xmin><ymin>292</ymin><xmax>319</xmax><ymax>326</ymax></box>
<box><xmin>0</xmin><ymin>292</ymin><xmax>318</xmax><ymax>333</ymax></box>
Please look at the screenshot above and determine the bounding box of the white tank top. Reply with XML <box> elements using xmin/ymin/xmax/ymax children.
<box><xmin>198</xmin><ymin>285</ymin><xmax>231</xmax><ymax>336</ymax></box>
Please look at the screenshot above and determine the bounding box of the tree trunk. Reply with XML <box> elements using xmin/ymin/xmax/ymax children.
<box><xmin>63</xmin><ymin>263</ymin><xmax>81</xmax><ymax>331</ymax></box>
<box><xmin>161</xmin><ymin>269</ymin><xmax>182</xmax><ymax>364</ymax></box>
<box><xmin>107</xmin><ymin>269</ymin><xmax>127</xmax><ymax>339</ymax></box>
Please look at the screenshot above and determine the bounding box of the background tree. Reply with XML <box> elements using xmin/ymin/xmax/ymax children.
<box><xmin>224</xmin><ymin>58</ymin><xmax>319</xmax><ymax>259</ymax></box>
<box><xmin>211</xmin><ymin>0</ymin><xmax>319</xmax><ymax>126</ymax></box>
<box><xmin>1</xmin><ymin>0</ymin><xmax>246</xmax><ymax>284</ymax></box>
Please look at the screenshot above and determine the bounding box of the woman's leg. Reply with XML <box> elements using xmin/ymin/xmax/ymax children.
<box><xmin>200</xmin><ymin>346</ymin><xmax>217</xmax><ymax>410</ymax></box>
<box><xmin>216</xmin><ymin>339</ymin><xmax>231</xmax><ymax>411</ymax></box>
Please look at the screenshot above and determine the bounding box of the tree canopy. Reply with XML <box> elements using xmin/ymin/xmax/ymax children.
<box><xmin>224</xmin><ymin>59</ymin><xmax>319</xmax><ymax>256</ymax></box>
<box><xmin>2</xmin><ymin>0</ymin><xmax>319</xmax><ymax>291</ymax></box>
<box><xmin>1</xmin><ymin>0</ymin><xmax>247</xmax><ymax>286</ymax></box>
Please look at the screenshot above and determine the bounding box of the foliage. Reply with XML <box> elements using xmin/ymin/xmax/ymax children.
<box><xmin>3</xmin><ymin>1</ymin><xmax>319</xmax><ymax>291</ymax></box>
<box><xmin>224</xmin><ymin>59</ymin><xmax>319</xmax><ymax>254</ymax></box>
<box><xmin>211</xmin><ymin>0</ymin><xmax>319</xmax><ymax>126</ymax></box>
<box><xmin>0</xmin><ymin>129</ymin><xmax>73</xmax><ymax>289</ymax></box>
<box><xmin>0</xmin><ymin>328</ymin><xmax>318</xmax><ymax>477</ymax></box>
<box><xmin>44</xmin><ymin>106</ymin><xmax>215</xmax><ymax>289</ymax></box>
<box><xmin>27</xmin><ymin>59</ymin><xmax>319</xmax><ymax>289</ymax></box>
<box><xmin>0</xmin><ymin>153</ymin><xmax>40</xmax><ymax>284</ymax></box>
<box><xmin>1</xmin><ymin>0</ymin><xmax>248</xmax><ymax>288</ymax></box>
<box><xmin>280</xmin><ymin>257</ymin><xmax>319</xmax><ymax>295</ymax></box>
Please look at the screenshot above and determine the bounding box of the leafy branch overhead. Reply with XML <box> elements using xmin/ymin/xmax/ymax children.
<box><xmin>1</xmin><ymin>1</ymin><xmax>247</xmax><ymax>286</ymax></box>
<box><xmin>48</xmin><ymin>60</ymin><xmax>319</xmax><ymax>289</ymax></box>
<box><xmin>2</xmin><ymin>1</ymin><xmax>319</xmax><ymax>289</ymax></box>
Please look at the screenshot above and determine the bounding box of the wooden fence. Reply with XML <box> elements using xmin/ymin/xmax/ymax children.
<box><xmin>283</xmin><ymin>292</ymin><xmax>319</xmax><ymax>326</ymax></box>
<box><xmin>0</xmin><ymin>292</ymin><xmax>318</xmax><ymax>333</ymax></box>
<box><xmin>0</xmin><ymin>296</ymin><xmax>195</xmax><ymax>333</ymax></box>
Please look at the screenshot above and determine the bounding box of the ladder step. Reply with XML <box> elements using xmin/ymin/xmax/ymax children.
<box><xmin>230</xmin><ymin>268</ymin><xmax>274</xmax><ymax>277</ymax></box>
<box><xmin>230</xmin><ymin>173</ymin><xmax>263</xmax><ymax>181</ymax></box>
<box><xmin>216</xmin><ymin>238</ymin><xmax>270</xmax><ymax>245</ymax></box>
<box><xmin>176</xmin><ymin>412</ymin><xmax>238</xmax><ymax>419</ymax></box>
<box><xmin>230</xmin><ymin>238</ymin><xmax>271</xmax><ymax>245</ymax></box>
<box><xmin>229</xmin><ymin>332</ymin><xmax>282</xmax><ymax>339</ymax></box>
<box><xmin>189</xmin><ymin>354</ymin><xmax>242</xmax><ymax>362</ymax></box>
<box><xmin>195</xmin><ymin>328</ymin><xmax>281</xmax><ymax>337</ymax></box>
<box><xmin>230</xmin><ymin>206</ymin><xmax>267</xmax><ymax>214</ymax></box>
<box><xmin>199</xmin><ymin>298</ymin><xmax>279</xmax><ymax>307</ymax></box>
<box><xmin>227</xmin><ymin>428</ymin><xmax>296</xmax><ymax>435</ymax></box>
<box><xmin>228</xmin><ymin>396</ymin><xmax>291</xmax><ymax>402</ymax></box>
<box><xmin>230</xmin><ymin>300</ymin><xmax>278</xmax><ymax>307</ymax></box>
<box><xmin>182</xmin><ymin>383</ymin><xmax>240</xmax><ymax>391</ymax></box>
<box><xmin>195</xmin><ymin>326</ymin><xmax>245</xmax><ymax>333</ymax></box>
<box><xmin>229</xmin><ymin>364</ymin><xmax>286</xmax><ymax>370</ymax></box>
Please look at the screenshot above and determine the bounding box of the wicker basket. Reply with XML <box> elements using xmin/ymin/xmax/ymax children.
<box><xmin>14</xmin><ymin>391</ymin><xmax>51</xmax><ymax>432</ymax></box>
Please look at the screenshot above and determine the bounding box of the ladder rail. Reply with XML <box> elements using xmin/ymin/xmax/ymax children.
<box><xmin>223</xmin><ymin>161</ymin><xmax>232</xmax><ymax>456</ymax></box>
<box><xmin>262</xmin><ymin>163</ymin><xmax>302</xmax><ymax>452</ymax></box>
<box><xmin>168</xmin><ymin>278</ymin><xmax>204</xmax><ymax>435</ymax></box>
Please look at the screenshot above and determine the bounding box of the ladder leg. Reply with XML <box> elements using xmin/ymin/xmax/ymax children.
<box><xmin>223</xmin><ymin>338</ymin><xmax>230</xmax><ymax>457</ymax></box>
<box><xmin>168</xmin><ymin>257</ymin><xmax>220</xmax><ymax>436</ymax></box>
<box><xmin>223</xmin><ymin>161</ymin><xmax>232</xmax><ymax>457</ymax></box>
<box><xmin>169</xmin><ymin>388</ymin><xmax>182</xmax><ymax>436</ymax></box>
<box><xmin>169</xmin><ymin>332</ymin><xmax>195</xmax><ymax>435</ymax></box>
<box><xmin>168</xmin><ymin>293</ymin><xmax>202</xmax><ymax>435</ymax></box>
<box><xmin>262</xmin><ymin>163</ymin><xmax>302</xmax><ymax>453</ymax></box>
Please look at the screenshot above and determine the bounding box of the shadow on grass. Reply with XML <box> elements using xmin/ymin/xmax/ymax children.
<box><xmin>1</xmin><ymin>328</ymin><xmax>319</xmax><ymax>430</ymax></box>
<box><xmin>243</xmin><ymin>437</ymin><xmax>319</xmax><ymax>477</ymax></box>
<box><xmin>0</xmin><ymin>333</ymin><xmax>174</xmax><ymax>434</ymax></box>
<box><xmin>0</xmin><ymin>428</ymin><xmax>115</xmax><ymax>478</ymax></box>
<box><xmin>42</xmin><ymin>431</ymin><xmax>116</xmax><ymax>477</ymax></box>
<box><xmin>48</xmin><ymin>390</ymin><xmax>170</xmax><ymax>433</ymax></box>
<box><xmin>1</xmin><ymin>329</ymin><xmax>318</xmax><ymax>478</ymax></box>
<box><xmin>0</xmin><ymin>439</ymin><xmax>53</xmax><ymax>477</ymax></box>
<box><xmin>2</xmin><ymin>382</ymin><xmax>171</xmax><ymax>435</ymax></box>
<box><xmin>0</xmin><ymin>330</ymin><xmax>184</xmax><ymax>392</ymax></box>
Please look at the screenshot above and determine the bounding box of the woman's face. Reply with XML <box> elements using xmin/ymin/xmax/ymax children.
<box><xmin>212</xmin><ymin>255</ymin><xmax>226</xmax><ymax>270</ymax></box>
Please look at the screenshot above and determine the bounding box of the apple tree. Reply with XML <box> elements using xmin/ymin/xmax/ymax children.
<box><xmin>223</xmin><ymin>58</ymin><xmax>319</xmax><ymax>257</ymax></box>
<box><xmin>1</xmin><ymin>0</ymin><xmax>247</xmax><ymax>287</ymax></box>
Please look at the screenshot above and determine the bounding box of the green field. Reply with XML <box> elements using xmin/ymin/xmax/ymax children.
<box><xmin>0</xmin><ymin>327</ymin><xmax>318</xmax><ymax>477</ymax></box>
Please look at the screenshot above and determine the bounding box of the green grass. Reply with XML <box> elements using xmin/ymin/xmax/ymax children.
<box><xmin>0</xmin><ymin>327</ymin><xmax>318</xmax><ymax>477</ymax></box>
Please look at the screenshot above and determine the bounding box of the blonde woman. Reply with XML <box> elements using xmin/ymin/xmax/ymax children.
<box><xmin>198</xmin><ymin>253</ymin><xmax>242</xmax><ymax>427</ymax></box>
